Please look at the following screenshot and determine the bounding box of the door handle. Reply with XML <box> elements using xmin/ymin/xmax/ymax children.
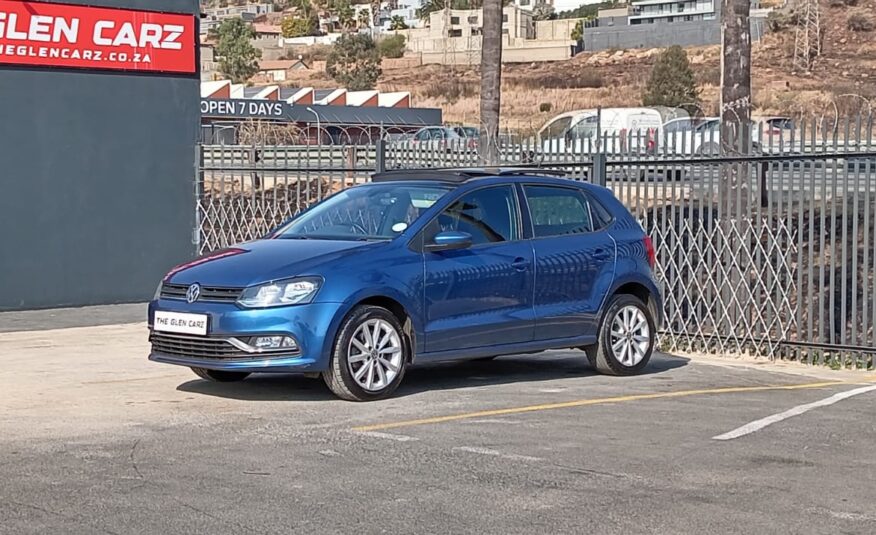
<box><xmin>592</xmin><ymin>248</ymin><xmax>611</xmax><ymax>260</ymax></box>
<box><xmin>511</xmin><ymin>257</ymin><xmax>530</xmax><ymax>271</ymax></box>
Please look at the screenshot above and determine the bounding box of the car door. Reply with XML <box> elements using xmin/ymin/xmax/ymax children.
<box><xmin>524</xmin><ymin>185</ymin><xmax>616</xmax><ymax>341</ymax></box>
<box><xmin>422</xmin><ymin>185</ymin><xmax>535</xmax><ymax>353</ymax></box>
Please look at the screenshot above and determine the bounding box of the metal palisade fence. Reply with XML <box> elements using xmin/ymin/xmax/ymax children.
<box><xmin>197</xmin><ymin>114</ymin><xmax>876</xmax><ymax>369</ymax></box>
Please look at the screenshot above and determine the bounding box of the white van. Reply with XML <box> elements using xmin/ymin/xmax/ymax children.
<box><xmin>538</xmin><ymin>108</ymin><xmax>665</xmax><ymax>155</ymax></box>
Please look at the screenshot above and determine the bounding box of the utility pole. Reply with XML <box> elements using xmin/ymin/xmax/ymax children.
<box><xmin>793</xmin><ymin>0</ymin><xmax>822</xmax><ymax>72</ymax></box>
<box><xmin>720</xmin><ymin>0</ymin><xmax>752</xmax><ymax>215</ymax></box>
<box><xmin>719</xmin><ymin>0</ymin><xmax>753</xmax><ymax>330</ymax></box>
<box><xmin>479</xmin><ymin>0</ymin><xmax>503</xmax><ymax>166</ymax></box>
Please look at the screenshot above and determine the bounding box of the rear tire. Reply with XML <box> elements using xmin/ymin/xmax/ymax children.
<box><xmin>323</xmin><ymin>305</ymin><xmax>409</xmax><ymax>401</ymax></box>
<box><xmin>191</xmin><ymin>367</ymin><xmax>251</xmax><ymax>382</ymax></box>
<box><xmin>586</xmin><ymin>294</ymin><xmax>655</xmax><ymax>376</ymax></box>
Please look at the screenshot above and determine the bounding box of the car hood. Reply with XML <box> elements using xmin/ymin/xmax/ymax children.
<box><xmin>167</xmin><ymin>239</ymin><xmax>385</xmax><ymax>288</ymax></box>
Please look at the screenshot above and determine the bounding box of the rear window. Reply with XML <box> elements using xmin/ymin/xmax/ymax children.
<box><xmin>525</xmin><ymin>186</ymin><xmax>593</xmax><ymax>238</ymax></box>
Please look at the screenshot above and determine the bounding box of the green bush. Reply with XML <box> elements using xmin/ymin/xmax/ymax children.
<box><xmin>326</xmin><ymin>33</ymin><xmax>382</xmax><ymax>90</ymax></box>
<box><xmin>378</xmin><ymin>34</ymin><xmax>407</xmax><ymax>59</ymax></box>
<box><xmin>539</xmin><ymin>102</ymin><xmax>552</xmax><ymax>113</ymax></box>
<box><xmin>642</xmin><ymin>45</ymin><xmax>700</xmax><ymax>113</ymax></box>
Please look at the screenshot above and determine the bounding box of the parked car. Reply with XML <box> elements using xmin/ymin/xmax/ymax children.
<box><xmin>409</xmin><ymin>126</ymin><xmax>477</xmax><ymax>152</ymax></box>
<box><xmin>538</xmin><ymin>108</ymin><xmax>665</xmax><ymax>155</ymax></box>
<box><xmin>656</xmin><ymin>117</ymin><xmax>767</xmax><ymax>156</ymax></box>
<box><xmin>148</xmin><ymin>169</ymin><xmax>663</xmax><ymax>401</ymax></box>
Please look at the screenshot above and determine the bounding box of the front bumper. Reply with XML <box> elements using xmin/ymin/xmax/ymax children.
<box><xmin>147</xmin><ymin>299</ymin><xmax>345</xmax><ymax>373</ymax></box>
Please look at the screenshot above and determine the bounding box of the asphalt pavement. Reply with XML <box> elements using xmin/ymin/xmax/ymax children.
<box><xmin>1</xmin><ymin>317</ymin><xmax>875</xmax><ymax>534</ymax></box>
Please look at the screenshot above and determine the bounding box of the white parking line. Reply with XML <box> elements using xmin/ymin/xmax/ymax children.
<box><xmin>713</xmin><ymin>385</ymin><xmax>876</xmax><ymax>441</ymax></box>
<box><xmin>453</xmin><ymin>446</ymin><xmax>542</xmax><ymax>462</ymax></box>
<box><xmin>357</xmin><ymin>431</ymin><xmax>419</xmax><ymax>442</ymax></box>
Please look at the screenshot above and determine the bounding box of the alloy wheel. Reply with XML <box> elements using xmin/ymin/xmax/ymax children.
<box><xmin>347</xmin><ymin>318</ymin><xmax>403</xmax><ymax>392</ymax></box>
<box><xmin>609</xmin><ymin>305</ymin><xmax>651</xmax><ymax>367</ymax></box>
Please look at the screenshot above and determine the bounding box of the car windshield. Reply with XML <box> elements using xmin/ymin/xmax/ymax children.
<box><xmin>275</xmin><ymin>184</ymin><xmax>450</xmax><ymax>241</ymax></box>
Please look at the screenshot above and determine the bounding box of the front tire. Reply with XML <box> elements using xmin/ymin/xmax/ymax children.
<box><xmin>191</xmin><ymin>367</ymin><xmax>251</xmax><ymax>382</ymax></box>
<box><xmin>586</xmin><ymin>294</ymin><xmax>655</xmax><ymax>376</ymax></box>
<box><xmin>323</xmin><ymin>305</ymin><xmax>409</xmax><ymax>401</ymax></box>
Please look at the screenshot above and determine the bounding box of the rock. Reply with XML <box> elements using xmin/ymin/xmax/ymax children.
<box><xmin>610</xmin><ymin>50</ymin><xmax>625</xmax><ymax>60</ymax></box>
<box><xmin>843</xmin><ymin>71</ymin><xmax>850</xmax><ymax>76</ymax></box>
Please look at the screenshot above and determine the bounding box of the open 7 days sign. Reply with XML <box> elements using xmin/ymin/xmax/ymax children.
<box><xmin>0</xmin><ymin>1</ymin><xmax>196</xmax><ymax>74</ymax></box>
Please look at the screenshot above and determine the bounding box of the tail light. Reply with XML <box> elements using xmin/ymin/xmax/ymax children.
<box><xmin>643</xmin><ymin>236</ymin><xmax>656</xmax><ymax>269</ymax></box>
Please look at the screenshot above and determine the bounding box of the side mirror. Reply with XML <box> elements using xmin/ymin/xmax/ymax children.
<box><xmin>426</xmin><ymin>231</ymin><xmax>473</xmax><ymax>252</ymax></box>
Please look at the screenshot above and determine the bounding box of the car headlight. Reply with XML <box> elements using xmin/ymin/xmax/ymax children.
<box><xmin>237</xmin><ymin>277</ymin><xmax>322</xmax><ymax>308</ymax></box>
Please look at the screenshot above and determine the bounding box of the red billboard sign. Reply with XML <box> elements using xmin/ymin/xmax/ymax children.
<box><xmin>0</xmin><ymin>1</ymin><xmax>196</xmax><ymax>74</ymax></box>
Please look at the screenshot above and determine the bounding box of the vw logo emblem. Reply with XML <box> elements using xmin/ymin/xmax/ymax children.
<box><xmin>186</xmin><ymin>283</ymin><xmax>201</xmax><ymax>304</ymax></box>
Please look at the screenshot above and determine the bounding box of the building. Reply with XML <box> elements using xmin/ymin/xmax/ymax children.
<box><xmin>512</xmin><ymin>0</ymin><xmax>611</xmax><ymax>13</ymax></box>
<box><xmin>581</xmin><ymin>0</ymin><xmax>768</xmax><ymax>51</ymax></box>
<box><xmin>399</xmin><ymin>6</ymin><xmax>575</xmax><ymax>64</ymax></box>
<box><xmin>255</xmin><ymin>60</ymin><xmax>299</xmax><ymax>83</ymax></box>
<box><xmin>251</xmin><ymin>23</ymin><xmax>283</xmax><ymax>49</ymax></box>
<box><xmin>628</xmin><ymin>0</ymin><xmax>717</xmax><ymax>24</ymax></box>
<box><xmin>380</xmin><ymin>0</ymin><xmax>425</xmax><ymax>31</ymax></box>
<box><xmin>199</xmin><ymin>81</ymin><xmax>439</xmax><ymax>144</ymax></box>
<box><xmin>201</xmin><ymin>44</ymin><xmax>219</xmax><ymax>82</ymax></box>
<box><xmin>201</xmin><ymin>2</ymin><xmax>275</xmax><ymax>34</ymax></box>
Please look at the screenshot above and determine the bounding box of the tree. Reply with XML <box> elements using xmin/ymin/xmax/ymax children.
<box><xmin>377</xmin><ymin>34</ymin><xmax>406</xmax><ymax>58</ymax></box>
<box><xmin>557</xmin><ymin>1</ymin><xmax>617</xmax><ymax>20</ymax></box>
<box><xmin>281</xmin><ymin>15</ymin><xmax>319</xmax><ymax>37</ymax></box>
<box><xmin>389</xmin><ymin>15</ymin><xmax>409</xmax><ymax>30</ymax></box>
<box><xmin>642</xmin><ymin>46</ymin><xmax>700</xmax><ymax>113</ymax></box>
<box><xmin>479</xmin><ymin>0</ymin><xmax>503</xmax><ymax>165</ymax></box>
<box><xmin>213</xmin><ymin>18</ymin><xmax>262</xmax><ymax>83</ymax></box>
<box><xmin>532</xmin><ymin>2</ymin><xmax>555</xmax><ymax>21</ymax></box>
<box><xmin>571</xmin><ymin>19</ymin><xmax>583</xmax><ymax>41</ymax></box>
<box><xmin>357</xmin><ymin>8</ymin><xmax>372</xmax><ymax>29</ymax></box>
<box><xmin>417</xmin><ymin>0</ymin><xmax>511</xmax><ymax>20</ymax></box>
<box><xmin>335</xmin><ymin>0</ymin><xmax>356</xmax><ymax>31</ymax></box>
<box><xmin>326</xmin><ymin>33</ymin><xmax>382</xmax><ymax>90</ymax></box>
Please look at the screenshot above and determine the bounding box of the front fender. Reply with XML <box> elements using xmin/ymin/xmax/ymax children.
<box><xmin>317</xmin><ymin>287</ymin><xmax>425</xmax><ymax>363</ymax></box>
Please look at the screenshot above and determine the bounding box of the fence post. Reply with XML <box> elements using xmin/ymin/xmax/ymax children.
<box><xmin>592</xmin><ymin>153</ymin><xmax>607</xmax><ymax>186</ymax></box>
<box><xmin>193</xmin><ymin>144</ymin><xmax>204</xmax><ymax>254</ymax></box>
<box><xmin>375</xmin><ymin>139</ymin><xmax>387</xmax><ymax>173</ymax></box>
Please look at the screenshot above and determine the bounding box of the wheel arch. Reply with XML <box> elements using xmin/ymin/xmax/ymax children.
<box><xmin>322</xmin><ymin>289</ymin><xmax>423</xmax><ymax>363</ymax></box>
<box><xmin>605</xmin><ymin>275</ymin><xmax>663</xmax><ymax>329</ymax></box>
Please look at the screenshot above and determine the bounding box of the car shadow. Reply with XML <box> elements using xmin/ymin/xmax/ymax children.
<box><xmin>176</xmin><ymin>351</ymin><xmax>689</xmax><ymax>402</ymax></box>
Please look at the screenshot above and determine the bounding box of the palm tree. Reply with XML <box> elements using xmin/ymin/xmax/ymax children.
<box><xmin>479</xmin><ymin>0</ymin><xmax>503</xmax><ymax>165</ymax></box>
<box><xmin>389</xmin><ymin>15</ymin><xmax>409</xmax><ymax>30</ymax></box>
<box><xmin>357</xmin><ymin>8</ymin><xmax>371</xmax><ymax>29</ymax></box>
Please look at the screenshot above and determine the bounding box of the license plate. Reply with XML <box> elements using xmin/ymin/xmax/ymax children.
<box><xmin>153</xmin><ymin>311</ymin><xmax>208</xmax><ymax>336</ymax></box>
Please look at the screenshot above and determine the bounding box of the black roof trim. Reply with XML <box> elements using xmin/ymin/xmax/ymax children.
<box><xmin>371</xmin><ymin>167</ymin><xmax>567</xmax><ymax>183</ymax></box>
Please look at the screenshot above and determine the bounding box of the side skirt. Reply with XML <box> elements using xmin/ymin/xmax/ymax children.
<box><xmin>415</xmin><ymin>334</ymin><xmax>598</xmax><ymax>364</ymax></box>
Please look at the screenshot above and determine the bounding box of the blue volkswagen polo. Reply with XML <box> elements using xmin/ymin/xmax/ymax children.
<box><xmin>149</xmin><ymin>169</ymin><xmax>662</xmax><ymax>401</ymax></box>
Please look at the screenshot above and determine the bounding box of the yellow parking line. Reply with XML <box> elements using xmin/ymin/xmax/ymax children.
<box><xmin>352</xmin><ymin>381</ymin><xmax>848</xmax><ymax>432</ymax></box>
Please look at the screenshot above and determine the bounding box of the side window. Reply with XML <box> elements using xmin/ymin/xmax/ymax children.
<box><xmin>427</xmin><ymin>186</ymin><xmax>519</xmax><ymax>245</ymax></box>
<box><xmin>525</xmin><ymin>186</ymin><xmax>592</xmax><ymax>238</ymax></box>
<box><xmin>415</xmin><ymin>129</ymin><xmax>429</xmax><ymax>141</ymax></box>
<box><xmin>586</xmin><ymin>193</ymin><xmax>614</xmax><ymax>230</ymax></box>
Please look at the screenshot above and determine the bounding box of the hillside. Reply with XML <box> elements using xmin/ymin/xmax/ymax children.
<box><xmin>247</xmin><ymin>0</ymin><xmax>875</xmax><ymax>131</ymax></box>
<box><xmin>382</xmin><ymin>1</ymin><xmax>875</xmax><ymax>131</ymax></box>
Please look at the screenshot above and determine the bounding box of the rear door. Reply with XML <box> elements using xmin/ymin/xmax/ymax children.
<box><xmin>523</xmin><ymin>185</ymin><xmax>616</xmax><ymax>340</ymax></box>
<box><xmin>422</xmin><ymin>185</ymin><xmax>535</xmax><ymax>352</ymax></box>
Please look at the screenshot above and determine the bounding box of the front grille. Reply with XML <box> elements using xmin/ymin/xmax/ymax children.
<box><xmin>150</xmin><ymin>332</ymin><xmax>248</xmax><ymax>360</ymax></box>
<box><xmin>160</xmin><ymin>283</ymin><xmax>242</xmax><ymax>302</ymax></box>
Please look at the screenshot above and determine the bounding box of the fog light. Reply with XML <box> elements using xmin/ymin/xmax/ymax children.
<box><xmin>250</xmin><ymin>336</ymin><xmax>298</xmax><ymax>351</ymax></box>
